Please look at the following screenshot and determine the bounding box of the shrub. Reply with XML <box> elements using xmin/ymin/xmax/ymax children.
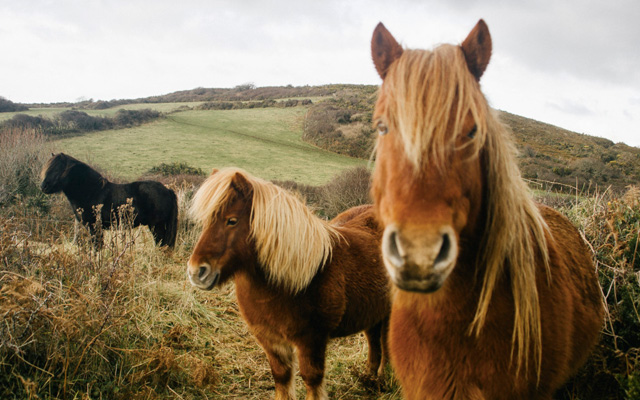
<box><xmin>302</xmin><ymin>97</ymin><xmax>376</xmax><ymax>159</ymax></box>
<box><xmin>558</xmin><ymin>187</ymin><xmax>640</xmax><ymax>399</ymax></box>
<box><xmin>0</xmin><ymin>127</ymin><xmax>51</xmax><ymax>207</ymax></box>
<box><xmin>272</xmin><ymin>179</ymin><xmax>323</xmax><ymax>210</ymax></box>
<box><xmin>200</xmin><ymin>101</ymin><xmax>234</xmax><ymax>110</ymax></box>
<box><xmin>319</xmin><ymin>166</ymin><xmax>372</xmax><ymax>219</ymax></box>
<box><xmin>272</xmin><ymin>167</ymin><xmax>372</xmax><ymax>219</ymax></box>
<box><xmin>0</xmin><ymin>96</ymin><xmax>28</xmax><ymax>112</ymax></box>
<box><xmin>57</xmin><ymin>110</ymin><xmax>113</xmax><ymax>131</ymax></box>
<box><xmin>1</xmin><ymin>114</ymin><xmax>56</xmax><ymax>133</ymax></box>
<box><xmin>113</xmin><ymin>109</ymin><xmax>161</xmax><ymax>127</ymax></box>
<box><xmin>148</xmin><ymin>162</ymin><xmax>206</xmax><ymax>177</ymax></box>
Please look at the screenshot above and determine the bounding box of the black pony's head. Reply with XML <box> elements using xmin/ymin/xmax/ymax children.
<box><xmin>40</xmin><ymin>153</ymin><xmax>75</xmax><ymax>193</ymax></box>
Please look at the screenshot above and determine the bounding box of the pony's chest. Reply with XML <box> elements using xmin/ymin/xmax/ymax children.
<box><xmin>390</xmin><ymin>293</ymin><xmax>520</xmax><ymax>398</ymax></box>
<box><xmin>234</xmin><ymin>281</ymin><xmax>307</xmax><ymax>338</ymax></box>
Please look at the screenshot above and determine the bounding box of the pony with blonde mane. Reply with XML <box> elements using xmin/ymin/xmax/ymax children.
<box><xmin>187</xmin><ymin>168</ymin><xmax>390</xmax><ymax>400</ymax></box>
<box><xmin>370</xmin><ymin>20</ymin><xmax>603</xmax><ymax>399</ymax></box>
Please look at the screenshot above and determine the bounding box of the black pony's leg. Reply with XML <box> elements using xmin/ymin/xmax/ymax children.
<box><xmin>149</xmin><ymin>224</ymin><xmax>166</xmax><ymax>247</ymax></box>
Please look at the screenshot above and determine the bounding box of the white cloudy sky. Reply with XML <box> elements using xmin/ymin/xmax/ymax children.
<box><xmin>1</xmin><ymin>0</ymin><xmax>639</xmax><ymax>146</ymax></box>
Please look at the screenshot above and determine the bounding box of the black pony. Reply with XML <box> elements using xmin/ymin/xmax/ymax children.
<box><xmin>40</xmin><ymin>153</ymin><xmax>178</xmax><ymax>248</ymax></box>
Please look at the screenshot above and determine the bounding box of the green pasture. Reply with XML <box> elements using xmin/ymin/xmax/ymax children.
<box><xmin>52</xmin><ymin>106</ymin><xmax>368</xmax><ymax>185</ymax></box>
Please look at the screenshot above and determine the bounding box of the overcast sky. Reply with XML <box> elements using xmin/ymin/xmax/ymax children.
<box><xmin>1</xmin><ymin>0</ymin><xmax>639</xmax><ymax>146</ymax></box>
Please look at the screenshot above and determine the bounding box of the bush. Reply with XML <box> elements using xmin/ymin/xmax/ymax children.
<box><xmin>113</xmin><ymin>109</ymin><xmax>162</xmax><ymax>127</ymax></box>
<box><xmin>272</xmin><ymin>167</ymin><xmax>372</xmax><ymax>219</ymax></box>
<box><xmin>1</xmin><ymin>114</ymin><xmax>56</xmax><ymax>133</ymax></box>
<box><xmin>272</xmin><ymin>179</ymin><xmax>323</xmax><ymax>210</ymax></box>
<box><xmin>0</xmin><ymin>127</ymin><xmax>51</xmax><ymax>207</ymax></box>
<box><xmin>0</xmin><ymin>97</ymin><xmax>28</xmax><ymax>112</ymax></box>
<box><xmin>58</xmin><ymin>110</ymin><xmax>113</xmax><ymax>131</ymax></box>
<box><xmin>147</xmin><ymin>162</ymin><xmax>206</xmax><ymax>177</ymax></box>
<box><xmin>558</xmin><ymin>187</ymin><xmax>640</xmax><ymax>399</ymax></box>
<box><xmin>302</xmin><ymin>98</ymin><xmax>376</xmax><ymax>159</ymax></box>
<box><xmin>319</xmin><ymin>166</ymin><xmax>372</xmax><ymax>219</ymax></box>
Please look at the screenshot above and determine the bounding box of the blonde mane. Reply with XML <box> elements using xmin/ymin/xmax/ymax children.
<box><xmin>380</xmin><ymin>45</ymin><xmax>551</xmax><ymax>377</ymax></box>
<box><xmin>190</xmin><ymin>167</ymin><xmax>340</xmax><ymax>293</ymax></box>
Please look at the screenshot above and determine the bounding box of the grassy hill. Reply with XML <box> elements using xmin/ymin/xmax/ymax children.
<box><xmin>48</xmin><ymin>106</ymin><xmax>367</xmax><ymax>185</ymax></box>
<box><xmin>501</xmin><ymin>111</ymin><xmax>640</xmax><ymax>191</ymax></box>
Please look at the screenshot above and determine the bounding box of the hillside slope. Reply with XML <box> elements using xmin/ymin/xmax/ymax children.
<box><xmin>297</xmin><ymin>86</ymin><xmax>639</xmax><ymax>192</ymax></box>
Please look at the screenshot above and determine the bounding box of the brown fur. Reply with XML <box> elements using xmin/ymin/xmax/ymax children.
<box><xmin>369</xmin><ymin>21</ymin><xmax>604</xmax><ymax>399</ymax></box>
<box><xmin>187</xmin><ymin>168</ymin><xmax>390</xmax><ymax>399</ymax></box>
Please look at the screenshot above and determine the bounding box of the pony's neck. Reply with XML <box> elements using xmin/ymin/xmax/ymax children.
<box><xmin>234</xmin><ymin>261</ymin><xmax>295</xmax><ymax>300</ymax></box>
<box><xmin>62</xmin><ymin>164</ymin><xmax>107</xmax><ymax>201</ymax></box>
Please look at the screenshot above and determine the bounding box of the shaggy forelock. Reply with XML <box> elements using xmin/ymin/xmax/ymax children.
<box><xmin>378</xmin><ymin>45</ymin><xmax>489</xmax><ymax>172</ymax></box>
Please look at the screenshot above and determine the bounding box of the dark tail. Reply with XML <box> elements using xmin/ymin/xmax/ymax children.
<box><xmin>163</xmin><ymin>190</ymin><xmax>178</xmax><ymax>248</ymax></box>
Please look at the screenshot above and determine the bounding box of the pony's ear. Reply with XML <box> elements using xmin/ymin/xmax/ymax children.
<box><xmin>371</xmin><ymin>22</ymin><xmax>403</xmax><ymax>80</ymax></box>
<box><xmin>210</xmin><ymin>168</ymin><xmax>219</xmax><ymax>176</ymax></box>
<box><xmin>461</xmin><ymin>19</ymin><xmax>492</xmax><ymax>81</ymax></box>
<box><xmin>230</xmin><ymin>172</ymin><xmax>253</xmax><ymax>199</ymax></box>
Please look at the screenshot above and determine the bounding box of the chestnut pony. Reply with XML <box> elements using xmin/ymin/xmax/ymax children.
<box><xmin>370</xmin><ymin>20</ymin><xmax>603</xmax><ymax>399</ymax></box>
<box><xmin>187</xmin><ymin>168</ymin><xmax>390</xmax><ymax>400</ymax></box>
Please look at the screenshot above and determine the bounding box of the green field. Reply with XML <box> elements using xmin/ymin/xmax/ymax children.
<box><xmin>51</xmin><ymin>106</ymin><xmax>368</xmax><ymax>185</ymax></box>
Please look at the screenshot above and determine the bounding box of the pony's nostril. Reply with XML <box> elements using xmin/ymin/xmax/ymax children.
<box><xmin>383</xmin><ymin>228</ymin><xmax>405</xmax><ymax>268</ymax></box>
<box><xmin>199</xmin><ymin>266</ymin><xmax>208</xmax><ymax>278</ymax></box>
<box><xmin>435</xmin><ymin>233</ymin><xmax>451</xmax><ymax>265</ymax></box>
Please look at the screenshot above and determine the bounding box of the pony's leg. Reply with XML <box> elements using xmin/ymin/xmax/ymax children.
<box><xmin>260</xmin><ymin>340</ymin><xmax>297</xmax><ymax>400</ymax></box>
<box><xmin>364</xmin><ymin>323</ymin><xmax>383</xmax><ymax>376</ymax></box>
<box><xmin>149</xmin><ymin>224</ymin><xmax>166</xmax><ymax>246</ymax></box>
<box><xmin>379</xmin><ymin>317</ymin><xmax>390</xmax><ymax>376</ymax></box>
<box><xmin>295</xmin><ymin>338</ymin><xmax>327</xmax><ymax>400</ymax></box>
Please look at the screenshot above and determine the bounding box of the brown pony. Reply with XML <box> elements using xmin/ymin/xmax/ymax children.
<box><xmin>369</xmin><ymin>20</ymin><xmax>603</xmax><ymax>399</ymax></box>
<box><xmin>187</xmin><ymin>168</ymin><xmax>390</xmax><ymax>400</ymax></box>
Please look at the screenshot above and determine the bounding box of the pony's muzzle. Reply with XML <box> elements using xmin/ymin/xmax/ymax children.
<box><xmin>187</xmin><ymin>261</ymin><xmax>220</xmax><ymax>290</ymax></box>
<box><xmin>381</xmin><ymin>224</ymin><xmax>458</xmax><ymax>293</ymax></box>
<box><xmin>40</xmin><ymin>181</ymin><xmax>52</xmax><ymax>193</ymax></box>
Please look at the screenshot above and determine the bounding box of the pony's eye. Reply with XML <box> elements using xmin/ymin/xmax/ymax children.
<box><xmin>467</xmin><ymin>125</ymin><xmax>478</xmax><ymax>139</ymax></box>
<box><xmin>377</xmin><ymin>121</ymin><xmax>389</xmax><ymax>136</ymax></box>
<box><xmin>226</xmin><ymin>217</ymin><xmax>238</xmax><ymax>226</ymax></box>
